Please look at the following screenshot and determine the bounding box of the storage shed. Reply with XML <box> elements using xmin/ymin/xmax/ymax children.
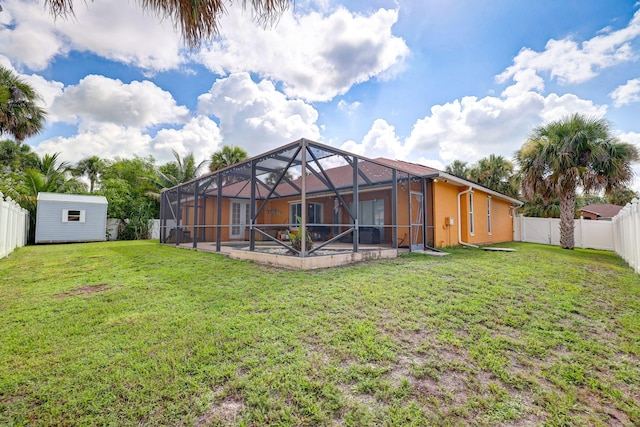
<box><xmin>35</xmin><ymin>193</ymin><xmax>108</xmax><ymax>244</ymax></box>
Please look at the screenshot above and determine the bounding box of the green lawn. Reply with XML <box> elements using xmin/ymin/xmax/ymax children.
<box><xmin>1</xmin><ymin>241</ymin><xmax>639</xmax><ymax>426</ymax></box>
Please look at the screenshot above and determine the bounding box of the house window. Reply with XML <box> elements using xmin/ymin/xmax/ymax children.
<box><xmin>487</xmin><ymin>196</ymin><xmax>492</xmax><ymax>235</ymax></box>
<box><xmin>353</xmin><ymin>199</ymin><xmax>385</xmax><ymax>233</ymax></box>
<box><xmin>289</xmin><ymin>202</ymin><xmax>323</xmax><ymax>226</ymax></box>
<box><xmin>62</xmin><ymin>209</ymin><xmax>86</xmax><ymax>223</ymax></box>
<box><xmin>469</xmin><ymin>193</ymin><xmax>474</xmax><ymax>235</ymax></box>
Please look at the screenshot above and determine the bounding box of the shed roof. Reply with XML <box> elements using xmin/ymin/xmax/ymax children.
<box><xmin>37</xmin><ymin>192</ymin><xmax>108</xmax><ymax>205</ymax></box>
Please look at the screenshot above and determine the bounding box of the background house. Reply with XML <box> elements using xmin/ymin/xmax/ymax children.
<box><xmin>579</xmin><ymin>204</ymin><xmax>623</xmax><ymax>221</ymax></box>
<box><xmin>35</xmin><ymin>193</ymin><xmax>108</xmax><ymax>244</ymax></box>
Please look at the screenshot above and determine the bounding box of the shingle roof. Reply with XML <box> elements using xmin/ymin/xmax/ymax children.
<box><xmin>579</xmin><ymin>204</ymin><xmax>623</xmax><ymax>219</ymax></box>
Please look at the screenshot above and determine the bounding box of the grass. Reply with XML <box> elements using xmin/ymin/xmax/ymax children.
<box><xmin>0</xmin><ymin>241</ymin><xmax>639</xmax><ymax>426</ymax></box>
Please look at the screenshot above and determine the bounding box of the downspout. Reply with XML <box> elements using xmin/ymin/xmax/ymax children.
<box><xmin>457</xmin><ymin>187</ymin><xmax>479</xmax><ymax>248</ymax></box>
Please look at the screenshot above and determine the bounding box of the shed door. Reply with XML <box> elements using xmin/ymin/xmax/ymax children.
<box><xmin>410</xmin><ymin>191</ymin><xmax>424</xmax><ymax>251</ymax></box>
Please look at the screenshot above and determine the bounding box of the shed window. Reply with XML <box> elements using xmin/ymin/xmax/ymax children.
<box><xmin>62</xmin><ymin>209</ymin><xmax>86</xmax><ymax>223</ymax></box>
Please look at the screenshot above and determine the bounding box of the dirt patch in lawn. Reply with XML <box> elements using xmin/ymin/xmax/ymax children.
<box><xmin>54</xmin><ymin>284</ymin><xmax>109</xmax><ymax>298</ymax></box>
<box><xmin>195</xmin><ymin>398</ymin><xmax>245</xmax><ymax>427</ymax></box>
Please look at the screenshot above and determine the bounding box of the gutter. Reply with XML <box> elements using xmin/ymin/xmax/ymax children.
<box><xmin>457</xmin><ymin>186</ymin><xmax>479</xmax><ymax>248</ymax></box>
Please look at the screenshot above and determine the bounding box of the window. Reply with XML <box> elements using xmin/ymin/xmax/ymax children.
<box><xmin>469</xmin><ymin>193</ymin><xmax>474</xmax><ymax>235</ymax></box>
<box><xmin>62</xmin><ymin>209</ymin><xmax>85</xmax><ymax>223</ymax></box>
<box><xmin>354</xmin><ymin>199</ymin><xmax>385</xmax><ymax>232</ymax></box>
<box><xmin>289</xmin><ymin>202</ymin><xmax>323</xmax><ymax>226</ymax></box>
<box><xmin>487</xmin><ymin>196</ymin><xmax>492</xmax><ymax>235</ymax></box>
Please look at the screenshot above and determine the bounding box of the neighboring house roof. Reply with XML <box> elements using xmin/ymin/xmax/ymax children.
<box><xmin>37</xmin><ymin>192</ymin><xmax>108</xmax><ymax>205</ymax></box>
<box><xmin>579</xmin><ymin>204</ymin><xmax>623</xmax><ymax>219</ymax></box>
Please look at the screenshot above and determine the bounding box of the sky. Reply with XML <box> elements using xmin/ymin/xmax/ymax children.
<box><xmin>2</xmin><ymin>0</ymin><xmax>640</xmax><ymax>191</ymax></box>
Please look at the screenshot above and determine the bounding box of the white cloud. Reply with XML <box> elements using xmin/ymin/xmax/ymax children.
<box><xmin>340</xmin><ymin>119</ymin><xmax>404</xmax><ymax>160</ymax></box>
<box><xmin>197</xmin><ymin>7</ymin><xmax>408</xmax><ymax>102</ymax></box>
<box><xmin>610</xmin><ymin>78</ymin><xmax>640</xmax><ymax>107</ymax></box>
<box><xmin>406</xmin><ymin>91</ymin><xmax>605</xmax><ymax>164</ymax></box>
<box><xmin>33</xmin><ymin>116</ymin><xmax>223</xmax><ymax>165</ymax></box>
<box><xmin>343</xmin><ymin>90</ymin><xmax>606</xmax><ymax>171</ymax></box>
<box><xmin>152</xmin><ymin>116</ymin><xmax>223</xmax><ymax>165</ymax></box>
<box><xmin>497</xmin><ymin>9</ymin><xmax>640</xmax><ymax>86</ymax></box>
<box><xmin>197</xmin><ymin>72</ymin><xmax>321</xmax><ymax>154</ymax></box>
<box><xmin>337</xmin><ymin>100</ymin><xmax>362</xmax><ymax>115</ymax></box>
<box><xmin>33</xmin><ymin>124</ymin><xmax>154</xmax><ymax>164</ymax></box>
<box><xmin>0</xmin><ymin>0</ymin><xmax>184</xmax><ymax>71</ymax></box>
<box><xmin>50</xmin><ymin>75</ymin><xmax>190</xmax><ymax>129</ymax></box>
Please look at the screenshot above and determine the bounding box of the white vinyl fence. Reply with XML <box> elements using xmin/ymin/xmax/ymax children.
<box><xmin>612</xmin><ymin>198</ymin><xmax>640</xmax><ymax>274</ymax></box>
<box><xmin>106</xmin><ymin>219</ymin><xmax>160</xmax><ymax>240</ymax></box>
<box><xmin>0</xmin><ymin>192</ymin><xmax>29</xmax><ymax>259</ymax></box>
<box><xmin>513</xmin><ymin>215</ymin><xmax>615</xmax><ymax>251</ymax></box>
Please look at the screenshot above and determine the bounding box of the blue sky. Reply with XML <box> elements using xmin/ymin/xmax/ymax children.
<box><xmin>2</xmin><ymin>0</ymin><xmax>640</xmax><ymax>190</ymax></box>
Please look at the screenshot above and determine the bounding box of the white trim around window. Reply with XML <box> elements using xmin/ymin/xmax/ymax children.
<box><xmin>62</xmin><ymin>209</ymin><xmax>86</xmax><ymax>223</ymax></box>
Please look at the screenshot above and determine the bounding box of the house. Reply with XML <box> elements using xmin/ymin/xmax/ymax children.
<box><xmin>35</xmin><ymin>193</ymin><xmax>108</xmax><ymax>244</ymax></box>
<box><xmin>579</xmin><ymin>204</ymin><xmax>623</xmax><ymax>221</ymax></box>
<box><xmin>159</xmin><ymin>139</ymin><xmax>521</xmax><ymax>263</ymax></box>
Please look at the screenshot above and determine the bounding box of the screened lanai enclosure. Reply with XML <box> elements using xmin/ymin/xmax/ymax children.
<box><xmin>160</xmin><ymin>139</ymin><xmax>436</xmax><ymax>263</ymax></box>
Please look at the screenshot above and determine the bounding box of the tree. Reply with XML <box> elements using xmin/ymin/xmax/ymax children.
<box><xmin>73</xmin><ymin>156</ymin><xmax>107</xmax><ymax>193</ymax></box>
<box><xmin>156</xmin><ymin>150</ymin><xmax>206</xmax><ymax>189</ymax></box>
<box><xmin>516</xmin><ymin>113</ymin><xmax>639</xmax><ymax>249</ymax></box>
<box><xmin>468</xmin><ymin>154</ymin><xmax>519</xmax><ymax>198</ymax></box>
<box><xmin>606</xmin><ymin>186</ymin><xmax>639</xmax><ymax>206</ymax></box>
<box><xmin>44</xmin><ymin>0</ymin><xmax>290</xmax><ymax>48</ymax></box>
<box><xmin>0</xmin><ymin>66</ymin><xmax>46</xmax><ymax>141</ymax></box>
<box><xmin>265</xmin><ymin>167</ymin><xmax>293</xmax><ymax>185</ymax></box>
<box><xmin>209</xmin><ymin>145</ymin><xmax>248</xmax><ymax>172</ymax></box>
<box><xmin>0</xmin><ymin>139</ymin><xmax>38</xmax><ymax>172</ymax></box>
<box><xmin>99</xmin><ymin>156</ymin><xmax>160</xmax><ymax>239</ymax></box>
<box><xmin>445</xmin><ymin>160</ymin><xmax>470</xmax><ymax>178</ymax></box>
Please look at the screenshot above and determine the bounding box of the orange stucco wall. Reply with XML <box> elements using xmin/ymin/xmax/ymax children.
<box><xmin>431</xmin><ymin>181</ymin><xmax>514</xmax><ymax>247</ymax></box>
<box><xmin>174</xmin><ymin>179</ymin><xmax>514</xmax><ymax>248</ymax></box>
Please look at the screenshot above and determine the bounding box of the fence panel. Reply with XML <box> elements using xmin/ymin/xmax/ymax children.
<box><xmin>613</xmin><ymin>198</ymin><xmax>640</xmax><ymax>274</ymax></box>
<box><xmin>514</xmin><ymin>216</ymin><xmax>615</xmax><ymax>251</ymax></box>
<box><xmin>0</xmin><ymin>192</ymin><xmax>29</xmax><ymax>259</ymax></box>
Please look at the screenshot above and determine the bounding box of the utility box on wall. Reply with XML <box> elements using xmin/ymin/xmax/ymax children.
<box><xmin>35</xmin><ymin>193</ymin><xmax>108</xmax><ymax>244</ymax></box>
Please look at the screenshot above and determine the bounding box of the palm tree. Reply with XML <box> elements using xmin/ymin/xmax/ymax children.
<box><xmin>209</xmin><ymin>145</ymin><xmax>248</xmax><ymax>172</ymax></box>
<box><xmin>445</xmin><ymin>160</ymin><xmax>470</xmax><ymax>178</ymax></box>
<box><xmin>155</xmin><ymin>150</ymin><xmax>207</xmax><ymax>189</ymax></box>
<box><xmin>0</xmin><ymin>66</ymin><xmax>46</xmax><ymax>141</ymax></box>
<box><xmin>73</xmin><ymin>156</ymin><xmax>107</xmax><ymax>193</ymax></box>
<box><xmin>44</xmin><ymin>0</ymin><xmax>290</xmax><ymax>48</ymax></box>
<box><xmin>516</xmin><ymin>113</ymin><xmax>639</xmax><ymax>249</ymax></box>
<box><xmin>468</xmin><ymin>154</ymin><xmax>519</xmax><ymax>198</ymax></box>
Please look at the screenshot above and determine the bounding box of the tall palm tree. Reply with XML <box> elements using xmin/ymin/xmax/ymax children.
<box><xmin>73</xmin><ymin>156</ymin><xmax>107</xmax><ymax>193</ymax></box>
<box><xmin>44</xmin><ymin>0</ymin><xmax>290</xmax><ymax>48</ymax></box>
<box><xmin>209</xmin><ymin>145</ymin><xmax>248</xmax><ymax>172</ymax></box>
<box><xmin>516</xmin><ymin>113</ymin><xmax>639</xmax><ymax>249</ymax></box>
<box><xmin>0</xmin><ymin>66</ymin><xmax>46</xmax><ymax>141</ymax></box>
